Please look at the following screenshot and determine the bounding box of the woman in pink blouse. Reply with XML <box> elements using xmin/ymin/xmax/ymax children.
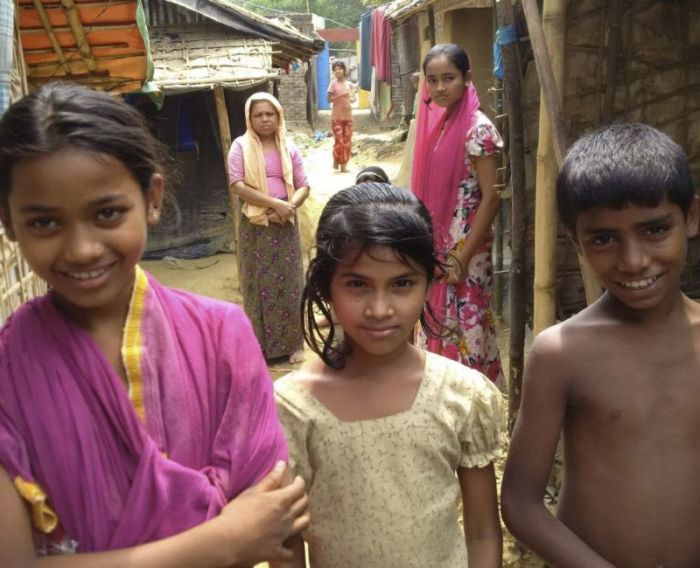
<box><xmin>228</xmin><ymin>92</ymin><xmax>310</xmax><ymax>364</ymax></box>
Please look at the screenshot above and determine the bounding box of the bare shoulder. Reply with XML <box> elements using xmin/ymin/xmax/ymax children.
<box><xmin>682</xmin><ymin>294</ymin><xmax>700</xmax><ymax>322</ymax></box>
<box><xmin>536</xmin><ymin>300</ymin><xmax>616</xmax><ymax>357</ymax></box>
<box><xmin>523</xmin><ymin>304</ymin><xmax>611</xmax><ymax>396</ymax></box>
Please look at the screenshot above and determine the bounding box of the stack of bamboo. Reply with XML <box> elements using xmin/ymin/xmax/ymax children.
<box><xmin>0</xmin><ymin>227</ymin><xmax>46</xmax><ymax>324</ymax></box>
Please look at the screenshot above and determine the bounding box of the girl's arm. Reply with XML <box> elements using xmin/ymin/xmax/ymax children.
<box><xmin>289</xmin><ymin>144</ymin><xmax>310</xmax><ymax>210</ymax></box>
<box><xmin>0</xmin><ymin>463</ymin><xmax>309</xmax><ymax>568</ymax></box>
<box><xmin>458</xmin><ymin>463</ymin><xmax>502</xmax><ymax>568</ymax></box>
<box><xmin>228</xmin><ymin>140</ymin><xmax>295</xmax><ymax>221</ymax></box>
<box><xmin>290</xmin><ymin>186</ymin><xmax>309</xmax><ymax>209</ymax></box>
<box><xmin>447</xmin><ymin>155</ymin><xmax>501</xmax><ymax>285</ymax></box>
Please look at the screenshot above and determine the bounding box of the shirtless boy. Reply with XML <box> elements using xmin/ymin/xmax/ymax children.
<box><xmin>502</xmin><ymin>123</ymin><xmax>700</xmax><ymax>567</ymax></box>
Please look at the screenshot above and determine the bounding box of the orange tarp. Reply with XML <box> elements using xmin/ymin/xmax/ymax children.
<box><xmin>17</xmin><ymin>0</ymin><xmax>148</xmax><ymax>92</ymax></box>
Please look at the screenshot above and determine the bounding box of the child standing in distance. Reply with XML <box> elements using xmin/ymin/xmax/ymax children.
<box><xmin>412</xmin><ymin>44</ymin><xmax>504</xmax><ymax>385</ymax></box>
<box><xmin>502</xmin><ymin>123</ymin><xmax>700</xmax><ymax>567</ymax></box>
<box><xmin>327</xmin><ymin>61</ymin><xmax>356</xmax><ymax>173</ymax></box>
<box><xmin>0</xmin><ymin>83</ymin><xmax>308</xmax><ymax>566</ymax></box>
<box><xmin>276</xmin><ymin>183</ymin><xmax>504</xmax><ymax>567</ymax></box>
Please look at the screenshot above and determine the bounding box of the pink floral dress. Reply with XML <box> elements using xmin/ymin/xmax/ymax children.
<box><xmin>417</xmin><ymin>111</ymin><xmax>504</xmax><ymax>385</ymax></box>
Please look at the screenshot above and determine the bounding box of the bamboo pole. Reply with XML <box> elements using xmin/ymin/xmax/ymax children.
<box><xmin>525</xmin><ymin>0</ymin><xmax>602</xmax><ymax>324</ymax></box>
<box><xmin>31</xmin><ymin>0</ymin><xmax>72</xmax><ymax>75</ymax></box>
<box><xmin>13</xmin><ymin>3</ymin><xmax>30</xmax><ymax>97</ymax></box>
<box><xmin>494</xmin><ymin>0</ymin><xmax>527</xmax><ymax>430</ymax></box>
<box><xmin>213</xmin><ymin>86</ymin><xmax>239</xmax><ymax>251</ymax></box>
<box><xmin>20</xmin><ymin>24</ymin><xmax>137</xmax><ymax>34</ymax></box>
<box><xmin>602</xmin><ymin>0</ymin><xmax>623</xmax><ymax>123</ymax></box>
<box><xmin>60</xmin><ymin>0</ymin><xmax>98</xmax><ymax>72</ymax></box>
<box><xmin>27</xmin><ymin>51</ymin><xmax>145</xmax><ymax>69</ymax></box>
<box><xmin>530</xmin><ymin>0</ymin><xmax>565</xmax><ymax>334</ymax></box>
<box><xmin>522</xmin><ymin>0</ymin><xmax>567</xmax><ymax>166</ymax></box>
<box><xmin>39</xmin><ymin>0</ymin><xmax>135</xmax><ymax>8</ymax></box>
<box><xmin>24</xmin><ymin>42</ymin><xmax>129</xmax><ymax>54</ymax></box>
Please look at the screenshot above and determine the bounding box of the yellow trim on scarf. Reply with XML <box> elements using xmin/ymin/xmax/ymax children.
<box><xmin>122</xmin><ymin>266</ymin><xmax>149</xmax><ymax>421</ymax></box>
<box><xmin>14</xmin><ymin>477</ymin><xmax>58</xmax><ymax>534</ymax></box>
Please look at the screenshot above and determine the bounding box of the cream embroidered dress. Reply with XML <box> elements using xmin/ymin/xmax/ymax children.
<box><xmin>274</xmin><ymin>352</ymin><xmax>504</xmax><ymax>567</ymax></box>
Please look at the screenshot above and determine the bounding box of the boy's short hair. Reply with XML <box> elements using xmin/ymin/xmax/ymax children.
<box><xmin>556</xmin><ymin>123</ymin><xmax>695</xmax><ymax>234</ymax></box>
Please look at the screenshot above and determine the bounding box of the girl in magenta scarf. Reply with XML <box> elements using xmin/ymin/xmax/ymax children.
<box><xmin>412</xmin><ymin>44</ymin><xmax>505</xmax><ymax>385</ymax></box>
<box><xmin>0</xmin><ymin>83</ymin><xmax>308</xmax><ymax>565</ymax></box>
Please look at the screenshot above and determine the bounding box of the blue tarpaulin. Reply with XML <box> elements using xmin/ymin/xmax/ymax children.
<box><xmin>493</xmin><ymin>25</ymin><xmax>517</xmax><ymax>80</ymax></box>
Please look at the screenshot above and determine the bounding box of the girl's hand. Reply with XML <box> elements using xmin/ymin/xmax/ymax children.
<box><xmin>271</xmin><ymin>199</ymin><xmax>296</xmax><ymax>223</ymax></box>
<box><xmin>443</xmin><ymin>254</ymin><xmax>467</xmax><ymax>285</ymax></box>
<box><xmin>215</xmin><ymin>462</ymin><xmax>310</xmax><ymax>565</ymax></box>
<box><xmin>267</xmin><ymin>212</ymin><xmax>284</xmax><ymax>224</ymax></box>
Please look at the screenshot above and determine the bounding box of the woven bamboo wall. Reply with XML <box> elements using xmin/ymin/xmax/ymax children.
<box><xmin>0</xmin><ymin>228</ymin><xmax>46</xmax><ymax>325</ymax></box>
<box><xmin>521</xmin><ymin>0</ymin><xmax>700</xmax><ymax>318</ymax></box>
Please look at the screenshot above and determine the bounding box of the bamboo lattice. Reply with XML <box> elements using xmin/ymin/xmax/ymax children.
<box><xmin>0</xmin><ymin>227</ymin><xmax>46</xmax><ymax>324</ymax></box>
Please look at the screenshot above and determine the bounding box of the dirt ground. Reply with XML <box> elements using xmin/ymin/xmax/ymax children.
<box><xmin>141</xmin><ymin>115</ymin><xmax>544</xmax><ymax>567</ymax></box>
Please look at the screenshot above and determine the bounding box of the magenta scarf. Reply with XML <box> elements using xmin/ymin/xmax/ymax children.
<box><xmin>412</xmin><ymin>81</ymin><xmax>480</xmax><ymax>323</ymax></box>
<box><xmin>0</xmin><ymin>268</ymin><xmax>287</xmax><ymax>552</ymax></box>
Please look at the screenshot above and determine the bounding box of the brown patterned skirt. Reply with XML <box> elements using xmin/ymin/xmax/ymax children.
<box><xmin>237</xmin><ymin>212</ymin><xmax>304</xmax><ymax>359</ymax></box>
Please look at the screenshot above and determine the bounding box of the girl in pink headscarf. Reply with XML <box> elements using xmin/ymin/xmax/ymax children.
<box><xmin>412</xmin><ymin>44</ymin><xmax>504</xmax><ymax>386</ymax></box>
<box><xmin>0</xmin><ymin>83</ymin><xmax>308</xmax><ymax>566</ymax></box>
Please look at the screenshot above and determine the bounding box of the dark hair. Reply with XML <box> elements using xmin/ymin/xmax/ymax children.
<box><xmin>355</xmin><ymin>165</ymin><xmax>390</xmax><ymax>185</ymax></box>
<box><xmin>557</xmin><ymin>122</ymin><xmax>695</xmax><ymax>234</ymax></box>
<box><xmin>422</xmin><ymin>43</ymin><xmax>471</xmax><ymax>77</ymax></box>
<box><xmin>303</xmin><ymin>183</ymin><xmax>444</xmax><ymax>369</ymax></box>
<box><xmin>332</xmin><ymin>61</ymin><xmax>347</xmax><ymax>74</ymax></box>
<box><xmin>0</xmin><ymin>82</ymin><xmax>171</xmax><ymax>203</ymax></box>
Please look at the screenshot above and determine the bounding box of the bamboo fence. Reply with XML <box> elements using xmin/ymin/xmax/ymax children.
<box><xmin>0</xmin><ymin>227</ymin><xmax>46</xmax><ymax>324</ymax></box>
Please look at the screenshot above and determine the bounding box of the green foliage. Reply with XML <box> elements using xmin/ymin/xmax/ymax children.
<box><xmin>235</xmin><ymin>0</ymin><xmax>384</xmax><ymax>28</ymax></box>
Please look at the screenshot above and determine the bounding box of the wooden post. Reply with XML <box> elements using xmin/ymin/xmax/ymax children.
<box><xmin>602</xmin><ymin>0</ymin><xmax>623</xmax><ymax>124</ymax></box>
<box><xmin>525</xmin><ymin>0</ymin><xmax>602</xmax><ymax>322</ymax></box>
<box><xmin>31</xmin><ymin>0</ymin><xmax>72</xmax><ymax>75</ymax></box>
<box><xmin>493</xmin><ymin>203</ymin><xmax>504</xmax><ymax>318</ymax></box>
<box><xmin>495</xmin><ymin>0</ymin><xmax>528</xmax><ymax>430</ymax></box>
<box><xmin>213</xmin><ymin>86</ymin><xmax>239</xmax><ymax>249</ymax></box>
<box><xmin>521</xmin><ymin>0</ymin><xmax>566</xmax><ymax>166</ymax></box>
<box><xmin>60</xmin><ymin>0</ymin><xmax>99</xmax><ymax>73</ymax></box>
<box><xmin>530</xmin><ymin>0</ymin><xmax>564</xmax><ymax>334</ymax></box>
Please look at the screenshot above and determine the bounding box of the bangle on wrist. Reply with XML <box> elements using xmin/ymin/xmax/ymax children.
<box><xmin>448</xmin><ymin>253</ymin><xmax>465</xmax><ymax>280</ymax></box>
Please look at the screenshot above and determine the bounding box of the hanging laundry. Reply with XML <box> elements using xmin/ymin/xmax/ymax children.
<box><xmin>370</xmin><ymin>6</ymin><xmax>392</xmax><ymax>84</ymax></box>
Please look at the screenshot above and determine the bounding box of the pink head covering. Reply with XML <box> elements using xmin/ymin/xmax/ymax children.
<box><xmin>412</xmin><ymin>80</ymin><xmax>481</xmax><ymax>251</ymax></box>
<box><xmin>411</xmin><ymin>64</ymin><xmax>480</xmax><ymax>326</ymax></box>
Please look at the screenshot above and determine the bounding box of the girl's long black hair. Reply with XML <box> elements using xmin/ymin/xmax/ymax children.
<box><xmin>302</xmin><ymin>182</ymin><xmax>446</xmax><ymax>369</ymax></box>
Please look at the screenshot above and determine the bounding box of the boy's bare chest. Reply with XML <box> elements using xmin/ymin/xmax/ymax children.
<box><xmin>568</xmin><ymin>337</ymin><xmax>700</xmax><ymax>441</ymax></box>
